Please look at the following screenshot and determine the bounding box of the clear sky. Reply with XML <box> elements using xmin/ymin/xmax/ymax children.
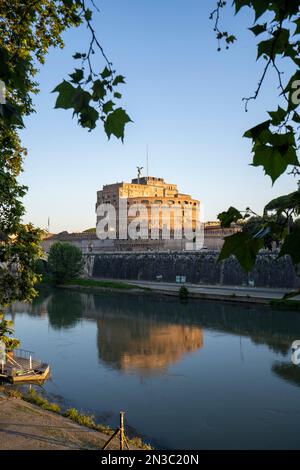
<box><xmin>19</xmin><ymin>0</ymin><xmax>297</xmax><ymax>233</ymax></box>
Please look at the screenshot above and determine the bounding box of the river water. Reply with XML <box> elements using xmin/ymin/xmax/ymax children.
<box><xmin>6</xmin><ymin>288</ymin><xmax>300</xmax><ymax>449</ymax></box>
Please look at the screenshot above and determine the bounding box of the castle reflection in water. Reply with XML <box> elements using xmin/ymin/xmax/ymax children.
<box><xmin>8</xmin><ymin>290</ymin><xmax>204</xmax><ymax>376</ymax></box>
<box><xmin>97</xmin><ymin>319</ymin><xmax>203</xmax><ymax>375</ymax></box>
<box><xmin>8</xmin><ymin>288</ymin><xmax>300</xmax><ymax>384</ymax></box>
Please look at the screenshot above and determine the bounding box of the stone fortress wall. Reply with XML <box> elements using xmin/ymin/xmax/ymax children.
<box><xmin>40</xmin><ymin>234</ymin><xmax>299</xmax><ymax>288</ymax></box>
<box><xmin>88</xmin><ymin>251</ymin><xmax>300</xmax><ymax>289</ymax></box>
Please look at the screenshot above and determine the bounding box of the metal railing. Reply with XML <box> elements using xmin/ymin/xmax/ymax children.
<box><xmin>13</xmin><ymin>349</ymin><xmax>42</xmax><ymax>369</ymax></box>
<box><xmin>14</xmin><ymin>348</ymin><xmax>35</xmax><ymax>360</ymax></box>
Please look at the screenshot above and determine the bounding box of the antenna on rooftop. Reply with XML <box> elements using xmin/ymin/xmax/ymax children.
<box><xmin>146</xmin><ymin>144</ymin><xmax>149</xmax><ymax>178</ymax></box>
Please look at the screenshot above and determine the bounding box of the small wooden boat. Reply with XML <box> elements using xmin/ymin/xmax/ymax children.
<box><xmin>0</xmin><ymin>349</ymin><xmax>50</xmax><ymax>384</ymax></box>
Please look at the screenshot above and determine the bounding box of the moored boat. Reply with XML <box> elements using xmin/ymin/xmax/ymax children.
<box><xmin>0</xmin><ymin>348</ymin><xmax>50</xmax><ymax>383</ymax></box>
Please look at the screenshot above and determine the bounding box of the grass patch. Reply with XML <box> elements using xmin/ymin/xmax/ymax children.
<box><xmin>4</xmin><ymin>388</ymin><xmax>22</xmax><ymax>399</ymax></box>
<box><xmin>23</xmin><ymin>389</ymin><xmax>61</xmax><ymax>413</ymax></box>
<box><xmin>63</xmin><ymin>408</ymin><xmax>152</xmax><ymax>450</ymax></box>
<box><xmin>64</xmin><ymin>408</ymin><xmax>96</xmax><ymax>428</ymax></box>
<box><xmin>67</xmin><ymin>278</ymin><xmax>144</xmax><ymax>291</ymax></box>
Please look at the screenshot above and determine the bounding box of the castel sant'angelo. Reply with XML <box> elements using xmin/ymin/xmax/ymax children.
<box><xmin>42</xmin><ymin>174</ymin><xmax>239</xmax><ymax>253</ymax></box>
<box><xmin>96</xmin><ymin>175</ymin><xmax>200</xmax><ymax>237</ymax></box>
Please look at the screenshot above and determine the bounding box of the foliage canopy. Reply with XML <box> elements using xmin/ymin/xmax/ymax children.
<box><xmin>0</xmin><ymin>1</ymin><xmax>131</xmax><ymax>345</ymax></box>
<box><xmin>211</xmin><ymin>0</ymin><xmax>300</xmax><ymax>287</ymax></box>
<box><xmin>48</xmin><ymin>241</ymin><xmax>84</xmax><ymax>284</ymax></box>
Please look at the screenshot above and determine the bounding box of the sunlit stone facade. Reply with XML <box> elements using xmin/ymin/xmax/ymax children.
<box><xmin>96</xmin><ymin>176</ymin><xmax>200</xmax><ymax>238</ymax></box>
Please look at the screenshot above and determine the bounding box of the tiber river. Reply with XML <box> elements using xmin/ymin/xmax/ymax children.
<box><xmin>6</xmin><ymin>288</ymin><xmax>300</xmax><ymax>449</ymax></box>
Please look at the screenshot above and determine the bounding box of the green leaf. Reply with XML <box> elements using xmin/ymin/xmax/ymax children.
<box><xmin>218</xmin><ymin>207</ymin><xmax>243</xmax><ymax>228</ymax></box>
<box><xmin>219</xmin><ymin>232</ymin><xmax>264</xmax><ymax>271</ymax></box>
<box><xmin>279</xmin><ymin>228</ymin><xmax>300</xmax><ymax>265</ymax></box>
<box><xmin>258</xmin><ymin>29</ymin><xmax>290</xmax><ymax>60</ymax></box>
<box><xmin>268</xmin><ymin>106</ymin><xmax>287</xmax><ymax>126</ymax></box>
<box><xmin>226</xmin><ymin>35</ymin><xmax>236</xmax><ymax>44</ymax></box>
<box><xmin>234</xmin><ymin>0</ymin><xmax>251</xmax><ymax>14</ymax></box>
<box><xmin>244</xmin><ymin>120</ymin><xmax>271</xmax><ymax>139</ymax></box>
<box><xmin>249</xmin><ymin>23</ymin><xmax>267</xmax><ymax>36</ymax></box>
<box><xmin>257</xmin><ymin>38</ymin><xmax>273</xmax><ymax>59</ymax></box>
<box><xmin>69</xmin><ymin>68</ymin><xmax>84</xmax><ymax>84</ymax></box>
<box><xmin>251</xmin><ymin>0</ymin><xmax>269</xmax><ymax>21</ymax></box>
<box><xmin>84</xmin><ymin>8</ymin><xmax>92</xmax><ymax>21</ymax></box>
<box><xmin>269</xmin><ymin>131</ymin><xmax>297</xmax><ymax>150</ymax></box>
<box><xmin>294</xmin><ymin>18</ymin><xmax>300</xmax><ymax>36</ymax></box>
<box><xmin>104</xmin><ymin>108</ymin><xmax>132</xmax><ymax>141</ymax></box>
<box><xmin>112</xmin><ymin>75</ymin><xmax>126</xmax><ymax>86</ymax></box>
<box><xmin>292</xmin><ymin>112</ymin><xmax>300</xmax><ymax>124</ymax></box>
<box><xmin>101</xmin><ymin>67</ymin><xmax>112</xmax><ymax>79</ymax></box>
<box><xmin>52</xmin><ymin>80</ymin><xmax>77</xmax><ymax>110</ymax></box>
<box><xmin>92</xmin><ymin>80</ymin><xmax>106</xmax><ymax>101</ymax></box>
<box><xmin>72</xmin><ymin>87</ymin><xmax>91</xmax><ymax>113</ymax></box>
<box><xmin>114</xmin><ymin>92</ymin><xmax>122</xmax><ymax>99</ymax></box>
<box><xmin>102</xmin><ymin>100</ymin><xmax>115</xmax><ymax>114</ymax></box>
<box><xmin>275</xmin><ymin>29</ymin><xmax>290</xmax><ymax>53</ymax></box>
<box><xmin>78</xmin><ymin>106</ymin><xmax>99</xmax><ymax>130</ymax></box>
<box><xmin>252</xmin><ymin>144</ymin><xmax>296</xmax><ymax>184</ymax></box>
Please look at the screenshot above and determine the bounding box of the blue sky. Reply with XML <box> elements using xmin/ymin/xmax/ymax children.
<box><xmin>20</xmin><ymin>0</ymin><xmax>297</xmax><ymax>233</ymax></box>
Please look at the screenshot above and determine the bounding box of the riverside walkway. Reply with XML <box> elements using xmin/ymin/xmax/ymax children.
<box><xmin>95</xmin><ymin>279</ymin><xmax>300</xmax><ymax>303</ymax></box>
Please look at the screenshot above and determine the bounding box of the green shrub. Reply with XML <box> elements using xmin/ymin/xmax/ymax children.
<box><xmin>24</xmin><ymin>389</ymin><xmax>61</xmax><ymax>413</ymax></box>
<box><xmin>179</xmin><ymin>285</ymin><xmax>189</xmax><ymax>301</ymax></box>
<box><xmin>48</xmin><ymin>242</ymin><xmax>84</xmax><ymax>285</ymax></box>
<box><xmin>43</xmin><ymin>403</ymin><xmax>61</xmax><ymax>413</ymax></box>
<box><xmin>64</xmin><ymin>408</ymin><xmax>96</xmax><ymax>428</ymax></box>
<box><xmin>0</xmin><ymin>314</ymin><xmax>20</xmax><ymax>352</ymax></box>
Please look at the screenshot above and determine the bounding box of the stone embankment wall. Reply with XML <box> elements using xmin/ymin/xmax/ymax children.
<box><xmin>87</xmin><ymin>251</ymin><xmax>300</xmax><ymax>289</ymax></box>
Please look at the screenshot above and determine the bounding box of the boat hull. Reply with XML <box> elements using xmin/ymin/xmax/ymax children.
<box><xmin>10</xmin><ymin>365</ymin><xmax>50</xmax><ymax>383</ymax></box>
